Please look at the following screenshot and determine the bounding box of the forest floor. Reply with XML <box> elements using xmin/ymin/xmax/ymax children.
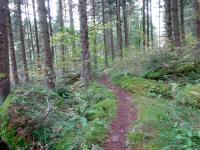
<box><xmin>100</xmin><ymin>75</ymin><xmax>137</xmax><ymax>150</ymax></box>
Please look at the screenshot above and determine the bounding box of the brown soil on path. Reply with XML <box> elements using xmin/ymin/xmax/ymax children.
<box><xmin>99</xmin><ymin>75</ymin><xmax>137</xmax><ymax>150</ymax></box>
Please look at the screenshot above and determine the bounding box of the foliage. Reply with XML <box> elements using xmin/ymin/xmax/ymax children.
<box><xmin>0</xmin><ymin>82</ymin><xmax>117</xmax><ymax>150</ymax></box>
<box><xmin>176</xmin><ymin>84</ymin><xmax>200</xmax><ymax>108</ymax></box>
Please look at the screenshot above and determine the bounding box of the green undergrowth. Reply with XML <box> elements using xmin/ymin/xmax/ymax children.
<box><xmin>0</xmin><ymin>82</ymin><xmax>117</xmax><ymax>150</ymax></box>
<box><xmin>111</xmin><ymin>73</ymin><xmax>200</xmax><ymax>150</ymax></box>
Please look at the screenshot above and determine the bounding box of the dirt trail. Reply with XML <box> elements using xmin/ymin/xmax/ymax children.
<box><xmin>100</xmin><ymin>75</ymin><xmax>137</xmax><ymax>150</ymax></box>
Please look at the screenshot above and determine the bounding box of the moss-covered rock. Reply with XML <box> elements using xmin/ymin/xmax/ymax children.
<box><xmin>144</xmin><ymin>62</ymin><xmax>200</xmax><ymax>82</ymax></box>
<box><xmin>176</xmin><ymin>84</ymin><xmax>200</xmax><ymax>108</ymax></box>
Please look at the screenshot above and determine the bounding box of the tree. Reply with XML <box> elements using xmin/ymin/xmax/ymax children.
<box><xmin>32</xmin><ymin>0</ymin><xmax>41</xmax><ymax>70</ymax></box>
<box><xmin>0</xmin><ymin>0</ymin><xmax>10</xmax><ymax>103</ymax></box>
<box><xmin>146</xmin><ymin>0</ymin><xmax>150</xmax><ymax>48</ymax></box>
<box><xmin>116</xmin><ymin>0</ymin><xmax>123</xmax><ymax>57</ymax></box>
<box><xmin>194</xmin><ymin>0</ymin><xmax>200</xmax><ymax>39</ymax></box>
<box><xmin>68</xmin><ymin>0</ymin><xmax>76</xmax><ymax>49</ymax></box>
<box><xmin>91</xmin><ymin>0</ymin><xmax>98</xmax><ymax>73</ymax></box>
<box><xmin>37</xmin><ymin>0</ymin><xmax>55</xmax><ymax>90</ymax></box>
<box><xmin>58</xmin><ymin>0</ymin><xmax>65</xmax><ymax>74</ymax></box>
<box><xmin>8</xmin><ymin>10</ymin><xmax>19</xmax><ymax>85</ymax></box>
<box><xmin>122</xmin><ymin>0</ymin><xmax>129</xmax><ymax>47</ymax></box>
<box><xmin>164</xmin><ymin>0</ymin><xmax>173</xmax><ymax>45</ymax></box>
<box><xmin>171</xmin><ymin>0</ymin><xmax>181</xmax><ymax>47</ymax></box>
<box><xmin>78</xmin><ymin>0</ymin><xmax>90</xmax><ymax>86</ymax></box>
<box><xmin>180</xmin><ymin>0</ymin><xmax>185</xmax><ymax>42</ymax></box>
<box><xmin>142</xmin><ymin>0</ymin><xmax>146</xmax><ymax>51</ymax></box>
<box><xmin>102</xmin><ymin>0</ymin><xmax>108</xmax><ymax>67</ymax></box>
<box><xmin>17</xmin><ymin>0</ymin><xmax>29</xmax><ymax>81</ymax></box>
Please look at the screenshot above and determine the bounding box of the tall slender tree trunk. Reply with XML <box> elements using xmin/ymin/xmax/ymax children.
<box><xmin>26</xmin><ymin>2</ymin><xmax>35</xmax><ymax>62</ymax></box>
<box><xmin>47</xmin><ymin>0</ymin><xmax>54</xmax><ymax>58</ymax></box>
<box><xmin>146</xmin><ymin>0</ymin><xmax>150</xmax><ymax>48</ymax></box>
<box><xmin>37</xmin><ymin>0</ymin><xmax>55</xmax><ymax>90</ymax></box>
<box><xmin>32</xmin><ymin>0</ymin><xmax>41</xmax><ymax>70</ymax></box>
<box><xmin>116</xmin><ymin>0</ymin><xmax>123</xmax><ymax>57</ymax></box>
<box><xmin>17</xmin><ymin>0</ymin><xmax>29</xmax><ymax>82</ymax></box>
<box><xmin>122</xmin><ymin>0</ymin><xmax>129</xmax><ymax>47</ymax></box>
<box><xmin>58</xmin><ymin>0</ymin><xmax>65</xmax><ymax>74</ymax></box>
<box><xmin>180</xmin><ymin>0</ymin><xmax>185</xmax><ymax>42</ymax></box>
<box><xmin>109</xmin><ymin>5</ymin><xmax>115</xmax><ymax>63</ymax></box>
<box><xmin>142</xmin><ymin>0</ymin><xmax>146</xmax><ymax>51</ymax></box>
<box><xmin>171</xmin><ymin>0</ymin><xmax>181</xmax><ymax>47</ymax></box>
<box><xmin>102</xmin><ymin>0</ymin><xmax>108</xmax><ymax>67</ymax></box>
<box><xmin>158</xmin><ymin>0</ymin><xmax>161</xmax><ymax>50</ymax></box>
<box><xmin>78</xmin><ymin>0</ymin><xmax>90</xmax><ymax>86</ymax></box>
<box><xmin>150</xmin><ymin>0</ymin><xmax>154</xmax><ymax>48</ymax></box>
<box><xmin>194</xmin><ymin>0</ymin><xmax>200</xmax><ymax>39</ymax></box>
<box><xmin>0</xmin><ymin>0</ymin><xmax>10</xmax><ymax>103</ymax></box>
<box><xmin>194</xmin><ymin>0</ymin><xmax>200</xmax><ymax>65</ymax></box>
<box><xmin>68</xmin><ymin>0</ymin><xmax>76</xmax><ymax>49</ymax></box>
<box><xmin>164</xmin><ymin>0</ymin><xmax>173</xmax><ymax>45</ymax></box>
<box><xmin>8</xmin><ymin>10</ymin><xmax>19</xmax><ymax>85</ymax></box>
<box><xmin>91</xmin><ymin>0</ymin><xmax>97</xmax><ymax>73</ymax></box>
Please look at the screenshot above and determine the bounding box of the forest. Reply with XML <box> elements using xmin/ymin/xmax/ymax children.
<box><xmin>0</xmin><ymin>0</ymin><xmax>200</xmax><ymax>149</ymax></box>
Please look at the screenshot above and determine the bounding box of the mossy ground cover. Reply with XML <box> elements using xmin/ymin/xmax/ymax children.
<box><xmin>111</xmin><ymin>73</ymin><xmax>200</xmax><ymax>150</ymax></box>
<box><xmin>0</xmin><ymin>82</ymin><xmax>117</xmax><ymax>150</ymax></box>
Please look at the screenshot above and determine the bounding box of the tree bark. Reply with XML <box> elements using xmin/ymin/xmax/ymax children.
<box><xmin>68</xmin><ymin>0</ymin><xmax>76</xmax><ymax>49</ymax></box>
<box><xmin>91</xmin><ymin>0</ymin><xmax>97</xmax><ymax>73</ymax></box>
<box><xmin>102</xmin><ymin>0</ymin><xmax>108</xmax><ymax>67</ymax></box>
<box><xmin>109</xmin><ymin>5</ymin><xmax>115</xmax><ymax>63</ymax></box>
<box><xmin>122</xmin><ymin>0</ymin><xmax>129</xmax><ymax>47</ymax></box>
<box><xmin>78</xmin><ymin>0</ymin><xmax>90</xmax><ymax>86</ymax></box>
<box><xmin>164</xmin><ymin>0</ymin><xmax>173</xmax><ymax>45</ymax></box>
<box><xmin>58</xmin><ymin>0</ymin><xmax>65</xmax><ymax>74</ymax></box>
<box><xmin>116</xmin><ymin>0</ymin><xmax>123</xmax><ymax>57</ymax></box>
<box><xmin>142</xmin><ymin>0</ymin><xmax>146</xmax><ymax>51</ymax></box>
<box><xmin>32</xmin><ymin>0</ymin><xmax>41</xmax><ymax>70</ymax></box>
<box><xmin>17</xmin><ymin>0</ymin><xmax>29</xmax><ymax>82</ymax></box>
<box><xmin>180</xmin><ymin>0</ymin><xmax>185</xmax><ymax>42</ymax></box>
<box><xmin>47</xmin><ymin>0</ymin><xmax>55</xmax><ymax>58</ymax></box>
<box><xmin>0</xmin><ymin>0</ymin><xmax>10</xmax><ymax>103</ymax></box>
<box><xmin>194</xmin><ymin>0</ymin><xmax>200</xmax><ymax>39</ymax></box>
<box><xmin>37</xmin><ymin>0</ymin><xmax>55</xmax><ymax>90</ymax></box>
<box><xmin>171</xmin><ymin>0</ymin><xmax>181</xmax><ymax>47</ymax></box>
<box><xmin>150</xmin><ymin>0</ymin><xmax>154</xmax><ymax>48</ymax></box>
<box><xmin>146</xmin><ymin>0</ymin><xmax>150</xmax><ymax>48</ymax></box>
<box><xmin>8</xmin><ymin>10</ymin><xmax>19</xmax><ymax>85</ymax></box>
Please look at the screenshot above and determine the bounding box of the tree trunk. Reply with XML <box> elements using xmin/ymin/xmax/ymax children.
<box><xmin>122</xmin><ymin>0</ymin><xmax>129</xmax><ymax>47</ymax></box>
<box><xmin>150</xmin><ymin>0</ymin><xmax>154</xmax><ymax>48</ymax></box>
<box><xmin>102</xmin><ymin>0</ymin><xmax>108</xmax><ymax>67</ymax></box>
<box><xmin>171</xmin><ymin>0</ymin><xmax>181</xmax><ymax>47</ymax></box>
<box><xmin>78</xmin><ymin>0</ymin><xmax>90</xmax><ymax>86</ymax></box>
<box><xmin>164</xmin><ymin>0</ymin><xmax>173</xmax><ymax>45</ymax></box>
<box><xmin>91</xmin><ymin>0</ymin><xmax>97</xmax><ymax>74</ymax></box>
<box><xmin>37</xmin><ymin>0</ymin><xmax>55</xmax><ymax>90</ymax></box>
<box><xmin>32</xmin><ymin>0</ymin><xmax>41</xmax><ymax>70</ymax></box>
<box><xmin>116</xmin><ymin>0</ymin><xmax>123</xmax><ymax>57</ymax></box>
<box><xmin>58</xmin><ymin>0</ymin><xmax>65</xmax><ymax>74</ymax></box>
<box><xmin>0</xmin><ymin>0</ymin><xmax>10</xmax><ymax>103</ymax></box>
<box><xmin>146</xmin><ymin>0</ymin><xmax>150</xmax><ymax>48</ymax></box>
<box><xmin>109</xmin><ymin>5</ymin><xmax>115</xmax><ymax>63</ymax></box>
<box><xmin>180</xmin><ymin>0</ymin><xmax>185</xmax><ymax>42</ymax></box>
<box><xmin>26</xmin><ymin>2</ymin><xmax>35</xmax><ymax>62</ymax></box>
<box><xmin>8</xmin><ymin>10</ymin><xmax>19</xmax><ymax>85</ymax></box>
<box><xmin>194</xmin><ymin>0</ymin><xmax>200</xmax><ymax>39</ymax></box>
<box><xmin>68</xmin><ymin>0</ymin><xmax>76</xmax><ymax>49</ymax></box>
<box><xmin>47</xmin><ymin>0</ymin><xmax>55</xmax><ymax>58</ymax></box>
<box><xmin>142</xmin><ymin>0</ymin><xmax>146</xmax><ymax>51</ymax></box>
<box><xmin>17</xmin><ymin>0</ymin><xmax>29</xmax><ymax>82</ymax></box>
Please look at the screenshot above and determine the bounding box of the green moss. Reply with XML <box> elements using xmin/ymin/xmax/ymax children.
<box><xmin>112</xmin><ymin>75</ymin><xmax>171</xmax><ymax>97</ymax></box>
<box><xmin>144</xmin><ymin>69</ymin><xmax>171</xmax><ymax>80</ymax></box>
<box><xmin>175</xmin><ymin>63</ymin><xmax>195</xmax><ymax>74</ymax></box>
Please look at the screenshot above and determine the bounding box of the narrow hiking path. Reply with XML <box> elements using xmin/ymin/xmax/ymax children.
<box><xmin>100</xmin><ymin>75</ymin><xmax>137</xmax><ymax>150</ymax></box>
